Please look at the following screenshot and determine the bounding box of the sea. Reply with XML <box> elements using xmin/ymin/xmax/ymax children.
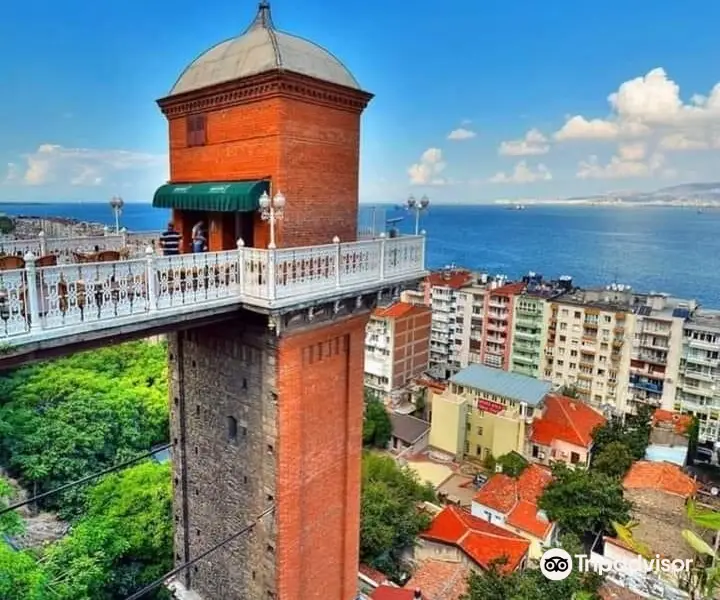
<box><xmin>1</xmin><ymin>202</ymin><xmax>718</xmax><ymax>308</ymax></box>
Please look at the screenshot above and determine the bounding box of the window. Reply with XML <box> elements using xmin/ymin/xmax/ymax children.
<box><xmin>477</xmin><ymin>426</ymin><xmax>483</xmax><ymax>435</ymax></box>
<box><xmin>570</xmin><ymin>452</ymin><xmax>581</xmax><ymax>464</ymax></box>
<box><xmin>227</xmin><ymin>416</ymin><xmax>238</xmax><ymax>443</ymax></box>
<box><xmin>187</xmin><ymin>113</ymin><xmax>207</xmax><ymax>147</ymax></box>
<box><xmin>532</xmin><ymin>445</ymin><xmax>539</xmax><ymax>458</ymax></box>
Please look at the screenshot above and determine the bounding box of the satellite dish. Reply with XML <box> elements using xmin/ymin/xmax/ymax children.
<box><xmin>711</xmin><ymin>487</ymin><xmax>718</xmax><ymax>496</ymax></box>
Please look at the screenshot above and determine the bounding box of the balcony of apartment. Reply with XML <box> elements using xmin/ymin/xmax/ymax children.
<box><xmin>629</xmin><ymin>390</ymin><xmax>663</xmax><ymax>407</ymax></box>
<box><xmin>516</xmin><ymin>305</ymin><xmax>542</xmax><ymax>317</ymax></box>
<box><xmin>514</xmin><ymin>331</ymin><xmax>541</xmax><ymax>344</ymax></box>
<box><xmin>364</xmin><ymin>372</ymin><xmax>390</xmax><ymax>391</ymax></box>
<box><xmin>640</xmin><ymin>323</ymin><xmax>671</xmax><ymax>337</ymax></box>
<box><xmin>486</xmin><ymin>320</ymin><xmax>507</xmax><ymax>334</ymax></box>
<box><xmin>689</xmin><ymin>338</ymin><xmax>720</xmax><ymax>352</ymax></box>
<box><xmin>488</xmin><ymin>297</ymin><xmax>509</xmax><ymax>310</ymax></box>
<box><xmin>699</xmin><ymin>421</ymin><xmax>720</xmax><ymax>443</ymax></box>
<box><xmin>683</xmin><ymin>352</ymin><xmax>720</xmax><ymax>368</ymax></box>
<box><xmin>515</xmin><ymin>315</ymin><xmax>541</xmax><ymax>328</ymax></box>
<box><xmin>583</xmin><ymin>319</ymin><xmax>599</xmax><ymax>329</ymax></box>
<box><xmin>610</xmin><ymin>352</ymin><xmax>622</xmax><ymax>363</ymax></box>
<box><xmin>512</xmin><ymin>362</ymin><xmax>538</xmax><ymax>377</ymax></box>
<box><xmin>629</xmin><ymin>376</ymin><xmax>664</xmax><ymax>395</ymax></box>
<box><xmin>633</xmin><ymin>350</ymin><xmax>667</xmax><ymax>365</ymax></box>
<box><xmin>679</xmin><ymin>380</ymin><xmax>714</xmax><ymax>398</ymax></box>
<box><xmin>364</xmin><ymin>353</ymin><xmax>390</xmax><ymax>378</ymax></box>
<box><xmin>578</xmin><ymin>359</ymin><xmax>595</xmax><ymax>371</ymax></box>
<box><xmin>430</xmin><ymin>333</ymin><xmax>450</xmax><ymax>345</ymax></box>
<box><xmin>678</xmin><ymin>391</ymin><xmax>720</xmax><ymax>412</ymax></box>
<box><xmin>638</xmin><ymin>336</ymin><xmax>670</xmax><ymax>351</ymax></box>
<box><xmin>485</xmin><ymin>333</ymin><xmax>506</xmax><ymax>345</ymax></box>
<box><xmin>683</xmin><ymin>368</ymin><xmax>717</xmax><ymax>383</ymax></box>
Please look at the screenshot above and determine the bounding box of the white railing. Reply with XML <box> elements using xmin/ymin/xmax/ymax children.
<box><xmin>0</xmin><ymin>235</ymin><xmax>426</xmax><ymax>343</ymax></box>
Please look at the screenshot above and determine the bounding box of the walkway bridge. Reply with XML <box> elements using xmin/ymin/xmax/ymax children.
<box><xmin>0</xmin><ymin>231</ymin><xmax>426</xmax><ymax>366</ymax></box>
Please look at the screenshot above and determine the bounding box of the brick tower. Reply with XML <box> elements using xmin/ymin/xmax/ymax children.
<box><xmin>156</xmin><ymin>3</ymin><xmax>381</xmax><ymax>600</ymax></box>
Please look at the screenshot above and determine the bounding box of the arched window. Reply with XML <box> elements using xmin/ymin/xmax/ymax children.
<box><xmin>227</xmin><ymin>416</ymin><xmax>238</xmax><ymax>442</ymax></box>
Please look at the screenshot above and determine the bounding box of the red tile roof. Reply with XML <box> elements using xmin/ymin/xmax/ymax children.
<box><xmin>426</xmin><ymin>271</ymin><xmax>473</xmax><ymax>290</ymax></box>
<box><xmin>490</xmin><ymin>282</ymin><xmax>525</xmax><ymax>296</ymax></box>
<box><xmin>405</xmin><ymin>560</ymin><xmax>468</xmax><ymax>600</ymax></box>
<box><xmin>420</xmin><ymin>505</ymin><xmax>529</xmax><ymax>573</ymax></box>
<box><xmin>371</xmin><ymin>586</ymin><xmax>417</xmax><ymax>600</ymax></box>
<box><xmin>600</xmin><ymin>581</ymin><xmax>645</xmax><ymax>600</ymax></box>
<box><xmin>623</xmin><ymin>461</ymin><xmax>698</xmax><ymax>498</ymax></box>
<box><xmin>359</xmin><ymin>563</ymin><xmax>390</xmax><ymax>586</ymax></box>
<box><xmin>473</xmin><ymin>464</ymin><xmax>554</xmax><ymax>539</ymax></box>
<box><xmin>374</xmin><ymin>301</ymin><xmax>430</xmax><ymax>320</ymax></box>
<box><xmin>529</xmin><ymin>395</ymin><xmax>606</xmax><ymax>448</ymax></box>
<box><xmin>652</xmin><ymin>409</ymin><xmax>692</xmax><ymax>435</ymax></box>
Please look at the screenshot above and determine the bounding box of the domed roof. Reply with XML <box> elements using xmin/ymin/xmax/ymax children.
<box><xmin>169</xmin><ymin>1</ymin><xmax>360</xmax><ymax>96</ymax></box>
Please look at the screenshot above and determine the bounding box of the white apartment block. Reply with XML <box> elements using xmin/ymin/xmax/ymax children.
<box><xmin>545</xmin><ymin>287</ymin><xmax>633</xmax><ymax>415</ymax></box>
<box><xmin>365</xmin><ymin>315</ymin><xmax>393</xmax><ymax>394</ymax></box>
<box><xmin>676</xmin><ymin>312</ymin><xmax>720</xmax><ymax>443</ymax></box>
<box><xmin>627</xmin><ymin>296</ymin><xmax>690</xmax><ymax>412</ymax></box>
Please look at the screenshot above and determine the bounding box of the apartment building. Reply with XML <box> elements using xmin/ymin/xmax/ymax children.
<box><xmin>510</xmin><ymin>274</ymin><xmax>570</xmax><ymax>379</ymax></box>
<box><xmin>676</xmin><ymin>311</ymin><xmax>720</xmax><ymax>443</ymax></box>
<box><xmin>364</xmin><ymin>302</ymin><xmax>432</xmax><ymax>400</ymax></box>
<box><xmin>545</xmin><ymin>286</ymin><xmax>633</xmax><ymax>414</ymax></box>
<box><xmin>628</xmin><ymin>296</ymin><xmax>692</xmax><ymax>411</ymax></box>
<box><xmin>428</xmin><ymin>363</ymin><xmax>551</xmax><ymax>461</ymax></box>
<box><xmin>481</xmin><ymin>282</ymin><xmax>525</xmax><ymax>370</ymax></box>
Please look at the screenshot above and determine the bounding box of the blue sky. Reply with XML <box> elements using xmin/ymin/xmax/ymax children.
<box><xmin>2</xmin><ymin>0</ymin><xmax>720</xmax><ymax>204</ymax></box>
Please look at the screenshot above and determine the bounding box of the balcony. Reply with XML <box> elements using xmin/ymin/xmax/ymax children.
<box><xmin>690</xmin><ymin>338</ymin><xmax>720</xmax><ymax>352</ymax></box>
<box><xmin>0</xmin><ymin>234</ymin><xmax>427</xmax><ymax>345</ymax></box>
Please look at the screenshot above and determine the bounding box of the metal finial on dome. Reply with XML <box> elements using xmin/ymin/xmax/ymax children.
<box><xmin>247</xmin><ymin>0</ymin><xmax>275</xmax><ymax>31</ymax></box>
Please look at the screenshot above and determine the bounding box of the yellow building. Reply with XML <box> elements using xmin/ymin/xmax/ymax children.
<box><xmin>429</xmin><ymin>364</ymin><xmax>551</xmax><ymax>461</ymax></box>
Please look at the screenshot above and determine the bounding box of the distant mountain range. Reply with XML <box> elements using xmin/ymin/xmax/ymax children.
<box><xmin>563</xmin><ymin>182</ymin><xmax>720</xmax><ymax>206</ymax></box>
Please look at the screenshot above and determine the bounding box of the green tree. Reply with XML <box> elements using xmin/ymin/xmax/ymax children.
<box><xmin>0</xmin><ymin>341</ymin><xmax>169</xmax><ymax>517</ymax></box>
<box><xmin>539</xmin><ymin>463</ymin><xmax>631</xmax><ymax>538</ymax></box>
<box><xmin>0</xmin><ymin>216</ymin><xmax>14</xmax><ymax>235</ymax></box>
<box><xmin>591</xmin><ymin>404</ymin><xmax>652</xmax><ymax>463</ymax></box>
<box><xmin>360</xmin><ymin>452</ymin><xmax>434</xmax><ymax>580</ymax></box>
<box><xmin>0</xmin><ymin>543</ymin><xmax>49</xmax><ymax>600</ymax></box>
<box><xmin>363</xmin><ymin>398</ymin><xmax>392</xmax><ymax>449</ymax></box>
<box><xmin>592</xmin><ymin>441</ymin><xmax>633</xmax><ymax>479</ymax></box>
<box><xmin>0</xmin><ymin>477</ymin><xmax>23</xmax><ymax>537</ymax></box>
<box><xmin>43</xmin><ymin>461</ymin><xmax>172</xmax><ymax>600</ymax></box>
<box><xmin>497</xmin><ymin>452</ymin><xmax>528</xmax><ymax>478</ymax></box>
<box><xmin>687</xmin><ymin>416</ymin><xmax>700</xmax><ymax>466</ymax></box>
<box><xmin>483</xmin><ymin>452</ymin><xmax>497</xmax><ymax>472</ymax></box>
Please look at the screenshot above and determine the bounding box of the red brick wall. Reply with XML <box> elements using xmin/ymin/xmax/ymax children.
<box><xmin>392</xmin><ymin>308</ymin><xmax>431</xmax><ymax>389</ymax></box>
<box><xmin>166</xmin><ymin>95</ymin><xmax>363</xmax><ymax>248</ymax></box>
<box><xmin>275</xmin><ymin>313</ymin><xmax>368</xmax><ymax>600</ymax></box>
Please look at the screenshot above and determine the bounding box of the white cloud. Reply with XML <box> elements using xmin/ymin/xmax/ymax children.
<box><xmin>577</xmin><ymin>152</ymin><xmax>665</xmax><ymax>180</ymax></box>
<box><xmin>12</xmin><ymin>144</ymin><xmax>166</xmax><ymax>187</ymax></box>
<box><xmin>498</xmin><ymin>128</ymin><xmax>550</xmax><ymax>156</ymax></box>
<box><xmin>489</xmin><ymin>161</ymin><xmax>552</xmax><ymax>184</ymax></box>
<box><xmin>553</xmin><ymin>68</ymin><xmax>720</xmax><ymax>145</ymax></box>
<box><xmin>408</xmin><ymin>148</ymin><xmax>447</xmax><ymax>185</ymax></box>
<box><xmin>3</xmin><ymin>163</ymin><xmax>18</xmax><ymax>183</ymax></box>
<box><xmin>658</xmin><ymin>133</ymin><xmax>711</xmax><ymax>151</ymax></box>
<box><xmin>447</xmin><ymin>127</ymin><xmax>477</xmax><ymax>140</ymax></box>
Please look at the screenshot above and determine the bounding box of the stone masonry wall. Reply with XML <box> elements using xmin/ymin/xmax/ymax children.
<box><xmin>168</xmin><ymin>312</ymin><xmax>278</xmax><ymax>599</ymax></box>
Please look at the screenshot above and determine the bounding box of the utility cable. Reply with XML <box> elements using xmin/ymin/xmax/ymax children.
<box><xmin>0</xmin><ymin>443</ymin><xmax>171</xmax><ymax>516</ymax></box>
<box><xmin>123</xmin><ymin>504</ymin><xmax>276</xmax><ymax>600</ymax></box>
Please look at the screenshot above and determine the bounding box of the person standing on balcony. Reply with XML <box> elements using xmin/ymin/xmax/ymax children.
<box><xmin>191</xmin><ymin>221</ymin><xmax>207</xmax><ymax>253</ymax></box>
<box><xmin>159</xmin><ymin>222</ymin><xmax>181</xmax><ymax>256</ymax></box>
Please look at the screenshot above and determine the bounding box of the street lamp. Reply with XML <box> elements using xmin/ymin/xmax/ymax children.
<box><xmin>406</xmin><ymin>194</ymin><xmax>430</xmax><ymax>235</ymax></box>
<box><xmin>259</xmin><ymin>190</ymin><xmax>286</xmax><ymax>248</ymax></box>
<box><xmin>109</xmin><ymin>196</ymin><xmax>124</xmax><ymax>234</ymax></box>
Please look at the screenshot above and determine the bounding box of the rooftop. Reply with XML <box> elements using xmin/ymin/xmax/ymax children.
<box><xmin>426</xmin><ymin>270</ymin><xmax>474</xmax><ymax>290</ymax></box>
<box><xmin>472</xmin><ymin>464</ymin><xmax>554</xmax><ymax>539</ymax></box>
<box><xmin>652</xmin><ymin>409</ymin><xmax>692</xmax><ymax>436</ymax></box>
<box><xmin>420</xmin><ymin>505</ymin><xmax>529</xmax><ymax>573</ymax></box>
<box><xmin>168</xmin><ymin>1</ymin><xmax>361</xmax><ymax>97</ymax></box>
<box><xmin>404</xmin><ymin>559</ymin><xmax>469</xmax><ymax>600</ymax></box>
<box><xmin>374</xmin><ymin>302</ymin><xmax>431</xmax><ymax>320</ymax></box>
<box><xmin>390</xmin><ymin>413</ymin><xmax>430</xmax><ymax>444</ymax></box>
<box><xmin>371</xmin><ymin>586</ymin><xmax>418</xmax><ymax>600</ymax></box>
<box><xmin>450</xmin><ymin>364</ymin><xmax>551</xmax><ymax>406</ymax></box>
<box><xmin>489</xmin><ymin>282</ymin><xmax>525</xmax><ymax>297</ymax></box>
<box><xmin>623</xmin><ymin>461</ymin><xmax>698</xmax><ymax>498</ymax></box>
<box><xmin>529</xmin><ymin>395</ymin><xmax>606</xmax><ymax>448</ymax></box>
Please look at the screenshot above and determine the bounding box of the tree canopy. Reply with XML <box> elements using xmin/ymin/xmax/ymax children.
<box><xmin>591</xmin><ymin>404</ymin><xmax>652</xmax><ymax>463</ymax></box>
<box><xmin>363</xmin><ymin>396</ymin><xmax>393</xmax><ymax>449</ymax></box>
<box><xmin>0</xmin><ymin>341</ymin><xmax>169</xmax><ymax>517</ymax></box>
<box><xmin>360</xmin><ymin>452</ymin><xmax>435</xmax><ymax>580</ymax></box>
<box><xmin>592</xmin><ymin>441</ymin><xmax>634</xmax><ymax>479</ymax></box>
<box><xmin>539</xmin><ymin>462</ymin><xmax>631</xmax><ymax>538</ymax></box>
<box><xmin>496</xmin><ymin>452</ymin><xmax>528</xmax><ymax>478</ymax></box>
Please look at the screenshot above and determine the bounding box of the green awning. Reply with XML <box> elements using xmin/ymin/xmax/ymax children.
<box><xmin>152</xmin><ymin>180</ymin><xmax>269</xmax><ymax>212</ymax></box>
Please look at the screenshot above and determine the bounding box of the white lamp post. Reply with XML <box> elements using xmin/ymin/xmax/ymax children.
<box><xmin>259</xmin><ymin>190</ymin><xmax>286</xmax><ymax>249</ymax></box>
<box><xmin>406</xmin><ymin>194</ymin><xmax>430</xmax><ymax>235</ymax></box>
<box><xmin>109</xmin><ymin>196</ymin><xmax>124</xmax><ymax>234</ymax></box>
